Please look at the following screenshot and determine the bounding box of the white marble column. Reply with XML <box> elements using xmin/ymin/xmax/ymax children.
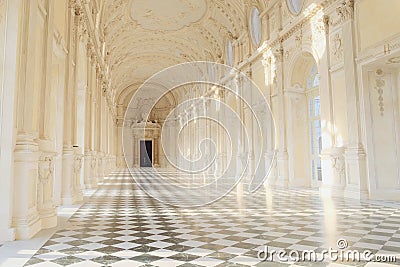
<box><xmin>61</xmin><ymin>5</ymin><xmax>83</xmax><ymax>205</ymax></box>
<box><xmin>84</xmin><ymin>44</ymin><xmax>97</xmax><ymax>188</ymax></box>
<box><xmin>234</xmin><ymin>75</ymin><xmax>245</xmax><ymax>180</ymax></box>
<box><xmin>37</xmin><ymin>0</ymin><xmax>57</xmax><ymax>228</ymax></box>
<box><xmin>0</xmin><ymin>0</ymin><xmax>20</xmax><ymax>242</ymax></box>
<box><xmin>318</xmin><ymin>15</ymin><xmax>347</xmax><ymax>197</ymax></box>
<box><xmin>261</xmin><ymin>55</ymin><xmax>277</xmax><ymax>185</ymax></box>
<box><xmin>274</xmin><ymin>47</ymin><xmax>289</xmax><ymax>188</ymax></box>
<box><xmin>339</xmin><ymin>2</ymin><xmax>368</xmax><ymax>199</ymax></box>
<box><xmin>12</xmin><ymin>0</ymin><xmax>42</xmax><ymax>239</ymax></box>
<box><xmin>246</xmin><ymin>69</ymin><xmax>256</xmax><ymax>181</ymax></box>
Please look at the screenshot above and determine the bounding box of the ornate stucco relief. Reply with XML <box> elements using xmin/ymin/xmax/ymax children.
<box><xmin>330</xmin><ymin>32</ymin><xmax>343</xmax><ymax>64</ymax></box>
<box><xmin>130</xmin><ymin>0</ymin><xmax>207</xmax><ymax>31</ymax></box>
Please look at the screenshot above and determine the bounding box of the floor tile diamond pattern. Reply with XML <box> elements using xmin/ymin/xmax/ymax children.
<box><xmin>24</xmin><ymin>169</ymin><xmax>400</xmax><ymax>266</ymax></box>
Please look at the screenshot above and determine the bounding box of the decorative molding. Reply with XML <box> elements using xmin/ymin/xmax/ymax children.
<box><xmin>374</xmin><ymin>69</ymin><xmax>385</xmax><ymax>116</ymax></box>
<box><xmin>384</xmin><ymin>41</ymin><xmax>400</xmax><ymax>55</ymax></box>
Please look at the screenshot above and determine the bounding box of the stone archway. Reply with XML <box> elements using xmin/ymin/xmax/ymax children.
<box><xmin>286</xmin><ymin>51</ymin><xmax>321</xmax><ymax>188</ymax></box>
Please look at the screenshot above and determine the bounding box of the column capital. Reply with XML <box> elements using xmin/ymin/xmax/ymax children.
<box><xmin>336</xmin><ymin>0</ymin><xmax>354</xmax><ymax>23</ymax></box>
<box><xmin>273</xmin><ymin>47</ymin><xmax>284</xmax><ymax>63</ymax></box>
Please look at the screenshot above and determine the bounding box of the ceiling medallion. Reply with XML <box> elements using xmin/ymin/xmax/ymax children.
<box><xmin>130</xmin><ymin>0</ymin><xmax>207</xmax><ymax>31</ymax></box>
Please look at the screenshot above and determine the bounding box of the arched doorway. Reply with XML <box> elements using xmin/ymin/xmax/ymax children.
<box><xmin>287</xmin><ymin>52</ymin><xmax>321</xmax><ymax>187</ymax></box>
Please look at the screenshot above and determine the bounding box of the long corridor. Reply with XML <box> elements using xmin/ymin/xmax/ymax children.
<box><xmin>22</xmin><ymin>170</ymin><xmax>400</xmax><ymax>267</ymax></box>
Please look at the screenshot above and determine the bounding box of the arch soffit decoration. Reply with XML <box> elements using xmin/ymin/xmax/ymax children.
<box><xmin>117</xmin><ymin>82</ymin><xmax>178</xmax><ymax>107</ymax></box>
<box><xmin>288</xmin><ymin>50</ymin><xmax>318</xmax><ymax>89</ymax></box>
<box><xmin>286</xmin><ymin>43</ymin><xmax>320</xmax><ymax>88</ymax></box>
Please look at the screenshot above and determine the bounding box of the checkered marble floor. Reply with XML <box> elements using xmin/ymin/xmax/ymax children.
<box><xmin>24</xmin><ymin>169</ymin><xmax>400</xmax><ymax>267</ymax></box>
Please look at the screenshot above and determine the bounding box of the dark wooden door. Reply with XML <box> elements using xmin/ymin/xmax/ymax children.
<box><xmin>140</xmin><ymin>140</ymin><xmax>152</xmax><ymax>167</ymax></box>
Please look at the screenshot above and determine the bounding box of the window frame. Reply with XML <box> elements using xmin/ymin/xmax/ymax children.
<box><xmin>249</xmin><ymin>7</ymin><xmax>262</xmax><ymax>47</ymax></box>
<box><xmin>286</xmin><ymin>0</ymin><xmax>304</xmax><ymax>16</ymax></box>
<box><xmin>226</xmin><ymin>38</ymin><xmax>233</xmax><ymax>67</ymax></box>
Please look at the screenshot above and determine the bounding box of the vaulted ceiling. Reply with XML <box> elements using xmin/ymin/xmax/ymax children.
<box><xmin>99</xmin><ymin>0</ymin><xmax>252</xmax><ymax>105</ymax></box>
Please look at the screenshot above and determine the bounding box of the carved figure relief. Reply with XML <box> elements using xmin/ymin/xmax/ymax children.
<box><xmin>332</xmin><ymin>33</ymin><xmax>343</xmax><ymax>62</ymax></box>
<box><xmin>91</xmin><ymin>156</ymin><xmax>97</xmax><ymax>169</ymax></box>
<box><xmin>39</xmin><ymin>156</ymin><xmax>54</xmax><ymax>182</ymax></box>
<box><xmin>74</xmin><ymin>155</ymin><xmax>83</xmax><ymax>174</ymax></box>
<box><xmin>332</xmin><ymin>154</ymin><xmax>345</xmax><ymax>182</ymax></box>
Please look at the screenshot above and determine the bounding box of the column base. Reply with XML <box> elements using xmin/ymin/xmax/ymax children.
<box><xmin>319</xmin><ymin>183</ymin><xmax>345</xmax><ymax>198</ymax></box>
<box><xmin>369</xmin><ymin>189</ymin><xmax>400</xmax><ymax>201</ymax></box>
<box><xmin>0</xmin><ymin>228</ymin><xmax>16</xmax><ymax>242</ymax></box>
<box><xmin>40</xmin><ymin>213</ymin><xmax>58</xmax><ymax>229</ymax></box>
<box><xmin>13</xmin><ymin>134</ymin><xmax>42</xmax><ymax>240</ymax></box>
<box><xmin>344</xmin><ymin>184</ymin><xmax>369</xmax><ymax>200</ymax></box>
<box><xmin>276</xmin><ymin>151</ymin><xmax>289</xmax><ymax>188</ymax></box>
<box><xmin>274</xmin><ymin>179</ymin><xmax>289</xmax><ymax>188</ymax></box>
<box><xmin>74</xmin><ymin>194</ymin><xmax>84</xmax><ymax>203</ymax></box>
<box><xmin>83</xmin><ymin>183</ymin><xmax>98</xmax><ymax>190</ymax></box>
<box><xmin>344</xmin><ymin>147</ymin><xmax>368</xmax><ymax>200</ymax></box>
<box><xmin>61</xmin><ymin>149</ymin><xmax>76</xmax><ymax>205</ymax></box>
<box><xmin>288</xmin><ymin>177</ymin><xmax>309</xmax><ymax>188</ymax></box>
<box><xmin>61</xmin><ymin>195</ymin><xmax>82</xmax><ymax>206</ymax></box>
<box><xmin>14</xmin><ymin>217</ymin><xmax>41</xmax><ymax>240</ymax></box>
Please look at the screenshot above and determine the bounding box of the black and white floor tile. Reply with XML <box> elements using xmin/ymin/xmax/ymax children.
<box><xmin>23</xmin><ymin>169</ymin><xmax>400</xmax><ymax>267</ymax></box>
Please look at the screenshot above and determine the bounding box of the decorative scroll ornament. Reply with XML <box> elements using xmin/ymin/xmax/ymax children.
<box><xmin>374</xmin><ymin>69</ymin><xmax>385</xmax><ymax>116</ymax></box>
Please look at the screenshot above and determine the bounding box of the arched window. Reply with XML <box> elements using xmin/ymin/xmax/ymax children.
<box><xmin>305</xmin><ymin>65</ymin><xmax>321</xmax><ymax>183</ymax></box>
<box><xmin>226</xmin><ymin>39</ymin><xmax>233</xmax><ymax>66</ymax></box>
<box><xmin>287</xmin><ymin>0</ymin><xmax>304</xmax><ymax>15</ymax></box>
<box><xmin>250</xmin><ymin>7</ymin><xmax>261</xmax><ymax>46</ymax></box>
<box><xmin>307</xmin><ymin>66</ymin><xmax>319</xmax><ymax>89</ymax></box>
